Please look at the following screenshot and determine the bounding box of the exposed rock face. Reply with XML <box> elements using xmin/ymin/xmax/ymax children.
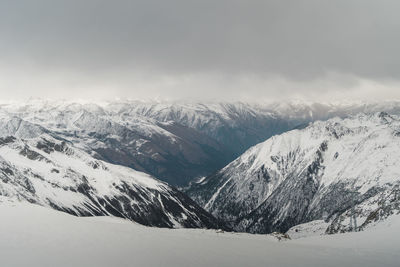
<box><xmin>3</xmin><ymin>100</ymin><xmax>400</xmax><ymax>186</ymax></box>
<box><xmin>0</xmin><ymin>135</ymin><xmax>222</xmax><ymax>229</ymax></box>
<box><xmin>188</xmin><ymin>113</ymin><xmax>400</xmax><ymax>234</ymax></box>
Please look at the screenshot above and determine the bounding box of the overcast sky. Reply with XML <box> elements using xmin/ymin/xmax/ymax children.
<box><xmin>1</xmin><ymin>0</ymin><xmax>400</xmax><ymax>102</ymax></box>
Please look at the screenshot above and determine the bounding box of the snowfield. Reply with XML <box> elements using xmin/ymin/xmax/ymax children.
<box><xmin>0</xmin><ymin>200</ymin><xmax>399</xmax><ymax>267</ymax></box>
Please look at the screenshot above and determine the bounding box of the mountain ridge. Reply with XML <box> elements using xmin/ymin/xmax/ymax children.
<box><xmin>0</xmin><ymin>134</ymin><xmax>222</xmax><ymax>229</ymax></box>
<box><xmin>187</xmin><ymin>112</ymin><xmax>400</xmax><ymax>234</ymax></box>
<box><xmin>3</xmin><ymin>99</ymin><xmax>400</xmax><ymax>185</ymax></box>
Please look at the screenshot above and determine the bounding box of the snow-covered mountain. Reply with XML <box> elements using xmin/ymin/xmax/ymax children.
<box><xmin>0</xmin><ymin>134</ymin><xmax>222</xmax><ymax>229</ymax></box>
<box><xmin>1</xmin><ymin>99</ymin><xmax>400</xmax><ymax>234</ymax></box>
<box><xmin>2</xmin><ymin>99</ymin><xmax>400</xmax><ymax>186</ymax></box>
<box><xmin>0</xmin><ymin>101</ymin><xmax>234</xmax><ymax>186</ymax></box>
<box><xmin>187</xmin><ymin>112</ymin><xmax>400</xmax><ymax>234</ymax></box>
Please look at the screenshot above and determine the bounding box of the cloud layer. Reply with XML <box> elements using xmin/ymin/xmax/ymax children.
<box><xmin>1</xmin><ymin>0</ymin><xmax>400</xmax><ymax>101</ymax></box>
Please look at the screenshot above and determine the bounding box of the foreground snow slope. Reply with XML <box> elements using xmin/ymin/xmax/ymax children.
<box><xmin>0</xmin><ymin>201</ymin><xmax>398</xmax><ymax>267</ymax></box>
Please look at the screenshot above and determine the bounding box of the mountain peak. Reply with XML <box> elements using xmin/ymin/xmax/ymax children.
<box><xmin>187</xmin><ymin>113</ymin><xmax>400</xmax><ymax>234</ymax></box>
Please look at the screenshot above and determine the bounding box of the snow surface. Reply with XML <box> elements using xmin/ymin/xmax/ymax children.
<box><xmin>0</xmin><ymin>200</ymin><xmax>398</xmax><ymax>267</ymax></box>
<box><xmin>286</xmin><ymin>220</ymin><xmax>331</xmax><ymax>239</ymax></box>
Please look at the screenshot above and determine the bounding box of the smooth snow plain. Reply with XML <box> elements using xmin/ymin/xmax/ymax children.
<box><xmin>0</xmin><ymin>200</ymin><xmax>399</xmax><ymax>267</ymax></box>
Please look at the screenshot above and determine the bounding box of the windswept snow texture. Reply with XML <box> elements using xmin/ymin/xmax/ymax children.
<box><xmin>2</xmin><ymin>99</ymin><xmax>400</xmax><ymax>185</ymax></box>
<box><xmin>188</xmin><ymin>112</ymin><xmax>400</xmax><ymax>234</ymax></box>
<box><xmin>0</xmin><ymin>200</ymin><xmax>398</xmax><ymax>267</ymax></box>
<box><xmin>0</xmin><ymin>136</ymin><xmax>221</xmax><ymax>229</ymax></box>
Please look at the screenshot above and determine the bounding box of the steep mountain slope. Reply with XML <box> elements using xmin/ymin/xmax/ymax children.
<box><xmin>0</xmin><ymin>102</ymin><xmax>233</xmax><ymax>185</ymax></box>
<box><xmin>115</xmin><ymin>102</ymin><xmax>293</xmax><ymax>155</ymax></box>
<box><xmin>187</xmin><ymin>112</ymin><xmax>400</xmax><ymax>234</ymax></box>
<box><xmin>2</xmin><ymin>99</ymin><xmax>400</xmax><ymax>186</ymax></box>
<box><xmin>0</xmin><ymin>134</ymin><xmax>221</xmax><ymax>229</ymax></box>
<box><xmin>118</xmin><ymin>100</ymin><xmax>400</xmax><ymax>154</ymax></box>
<box><xmin>0</xmin><ymin>100</ymin><xmax>308</xmax><ymax>186</ymax></box>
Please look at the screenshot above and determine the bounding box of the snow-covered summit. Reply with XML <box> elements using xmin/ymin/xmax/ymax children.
<box><xmin>2</xmin><ymin>99</ymin><xmax>400</xmax><ymax>186</ymax></box>
<box><xmin>187</xmin><ymin>112</ymin><xmax>400</xmax><ymax>234</ymax></box>
<box><xmin>0</xmin><ymin>134</ymin><xmax>221</xmax><ymax>229</ymax></box>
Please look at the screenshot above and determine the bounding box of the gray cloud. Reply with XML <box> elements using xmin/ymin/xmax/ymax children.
<box><xmin>0</xmin><ymin>0</ymin><xmax>400</xmax><ymax>101</ymax></box>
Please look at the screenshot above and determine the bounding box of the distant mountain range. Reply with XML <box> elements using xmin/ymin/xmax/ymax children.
<box><xmin>2</xmin><ymin>99</ymin><xmax>400</xmax><ymax>186</ymax></box>
<box><xmin>1</xmin><ymin>99</ymin><xmax>400</xmax><ymax>233</ymax></box>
